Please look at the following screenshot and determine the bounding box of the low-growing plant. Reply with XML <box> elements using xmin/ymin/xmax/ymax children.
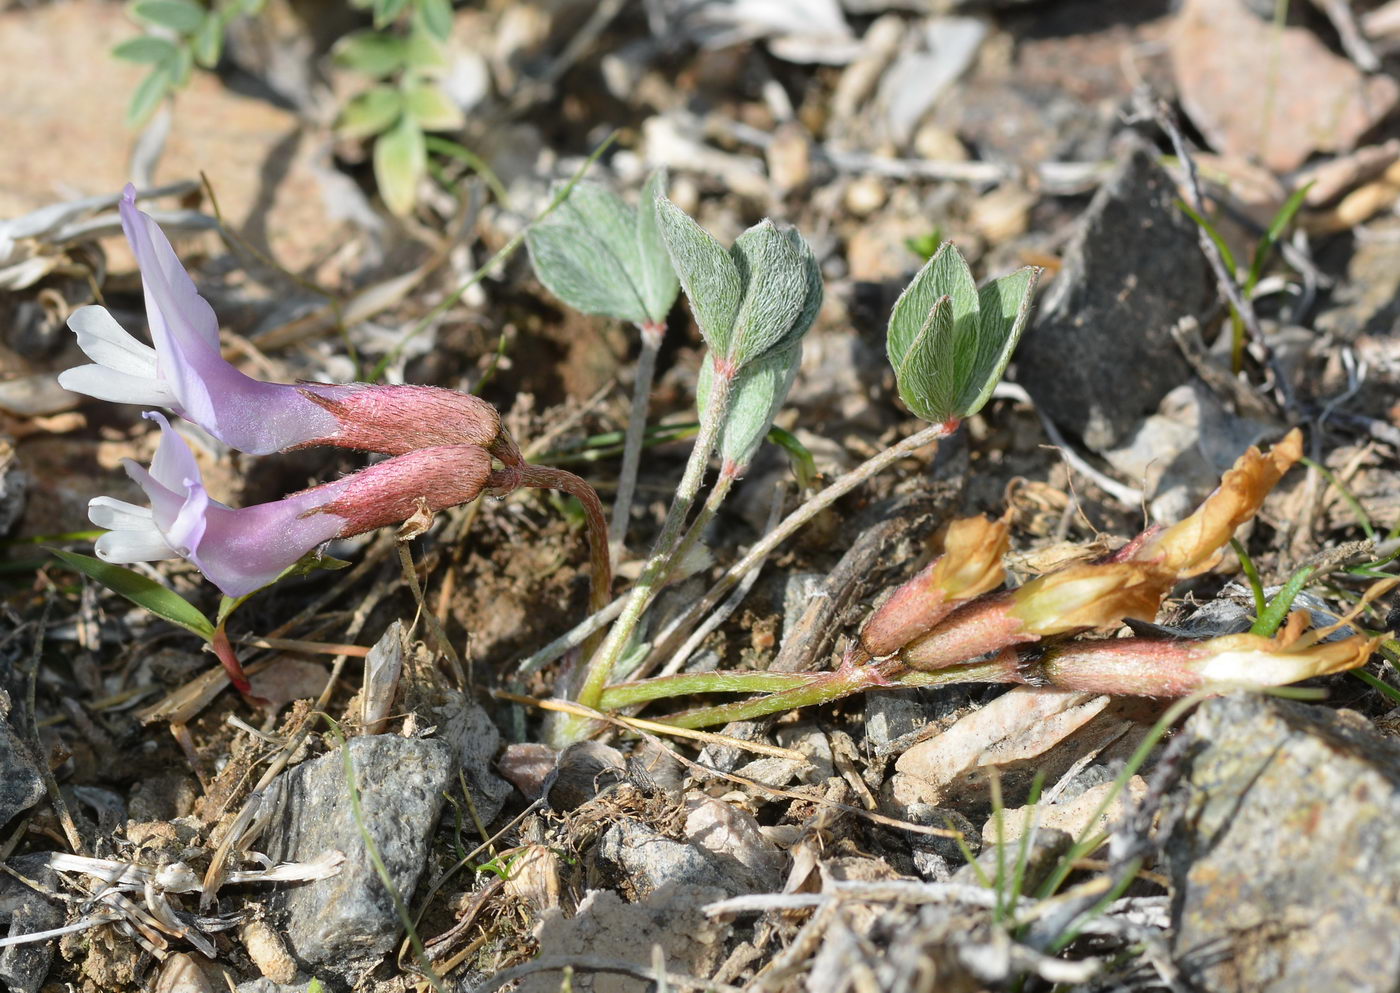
<box><xmin>112</xmin><ymin>0</ymin><xmax>481</xmax><ymax>215</ymax></box>
<box><xmin>53</xmin><ymin>174</ymin><xmax>1386</xmax><ymax>749</ymax></box>
<box><xmin>113</xmin><ymin>0</ymin><xmax>264</xmax><ymax>126</ymax></box>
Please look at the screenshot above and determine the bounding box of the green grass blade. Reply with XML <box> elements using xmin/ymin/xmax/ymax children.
<box><xmin>49</xmin><ymin>548</ymin><xmax>214</xmax><ymax>640</ymax></box>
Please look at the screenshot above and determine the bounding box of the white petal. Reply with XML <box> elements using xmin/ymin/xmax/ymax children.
<box><xmin>67</xmin><ymin>306</ymin><xmax>159</xmax><ymax>377</ymax></box>
<box><xmin>58</xmin><ymin>364</ymin><xmax>177</xmax><ymax>407</ymax></box>
<box><xmin>94</xmin><ymin>527</ymin><xmax>179</xmax><ymax>564</ymax></box>
<box><xmin>88</xmin><ymin>496</ymin><xmax>154</xmax><ymax>530</ymax></box>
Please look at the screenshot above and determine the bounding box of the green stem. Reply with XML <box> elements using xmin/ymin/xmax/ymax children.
<box><xmin>645</xmin><ymin>418</ymin><xmax>959</xmax><ymax>671</ymax></box>
<box><xmin>568</xmin><ymin>368</ymin><xmax>737</xmax><ymax>718</ymax></box>
<box><xmin>653</xmin><ymin>655</ymin><xmax>1012</xmax><ymax>730</ymax></box>
<box><xmin>610</xmin><ymin>321</ymin><xmax>666</xmax><ymax>565</ymax></box>
<box><xmin>667</xmin><ymin>466</ymin><xmax>736</xmax><ymax>582</ymax></box>
<box><xmin>598</xmin><ymin>670</ymin><xmax>818</xmax><ymax>709</ymax></box>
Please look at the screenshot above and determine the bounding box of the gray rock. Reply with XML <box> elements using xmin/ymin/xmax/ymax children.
<box><xmin>591</xmin><ymin>819</ymin><xmax>766</xmax><ymax>899</ymax></box>
<box><xmin>1315</xmin><ymin>219</ymin><xmax>1400</xmax><ymax>340</ymax></box>
<box><xmin>437</xmin><ymin>699</ymin><xmax>512</xmax><ymax>825</ymax></box>
<box><xmin>1015</xmin><ymin>140</ymin><xmax>1211</xmax><ymax>451</ymax></box>
<box><xmin>0</xmin><ymin>858</ymin><xmax>63</xmax><ymax>993</ymax></box>
<box><xmin>0</xmin><ymin>695</ymin><xmax>44</xmax><ymax>828</ymax></box>
<box><xmin>259</xmin><ymin>735</ymin><xmax>454</xmax><ymax>975</ymax></box>
<box><xmin>1167</xmin><ymin>695</ymin><xmax>1400</xmax><ymax>993</ymax></box>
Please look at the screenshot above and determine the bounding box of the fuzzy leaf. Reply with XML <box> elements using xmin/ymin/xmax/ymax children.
<box><xmin>126</xmin><ymin>64</ymin><xmax>172</xmax><ymax>127</ymax></box>
<box><xmin>403</xmin><ymin>29</ymin><xmax>449</xmax><ymax>72</ymax></box>
<box><xmin>415</xmin><ymin>0</ymin><xmax>453</xmax><ymax>40</ymax></box>
<box><xmin>527</xmin><ymin>182</ymin><xmax>650</xmax><ymax>323</ymax></box>
<box><xmin>334</xmin><ymin>31</ymin><xmax>407</xmax><ymax>78</ymax></box>
<box><xmin>373</xmin><ymin>0</ymin><xmax>411</xmax><ymax>26</ymax></box>
<box><xmin>191</xmin><ymin>12</ymin><xmax>224</xmax><ymax>67</ymax></box>
<box><xmin>403</xmin><ymin>80</ymin><xmax>463</xmax><ymax>131</ymax></box>
<box><xmin>112</xmin><ymin>36</ymin><xmax>178</xmax><ymax>64</ymax></box>
<box><xmin>697</xmin><ymin>345</ymin><xmax>802</xmax><ymax>468</ymax></box>
<box><xmin>887</xmin><ymin>243</ymin><xmax>979</xmax><ymax>374</ymax></box>
<box><xmin>52</xmin><ymin>548</ymin><xmax>215</xmax><ymax>641</ymax></box>
<box><xmin>958</xmin><ymin>266</ymin><xmax>1040</xmax><ymax>417</ymax></box>
<box><xmin>774</xmin><ymin>225</ymin><xmax>823</xmax><ymax>354</ymax></box>
<box><xmin>374</xmin><ymin>115</ymin><xmax>426</xmax><ymax>216</ymax></box>
<box><xmin>654</xmin><ymin>195</ymin><xmax>743</xmax><ymax>356</ymax></box>
<box><xmin>727</xmin><ymin>220</ymin><xmax>808</xmax><ymax>366</ymax></box>
<box><xmin>635</xmin><ymin>168</ymin><xmax>679</xmax><ymax>325</ymax></box>
<box><xmin>132</xmin><ymin>0</ymin><xmax>204</xmax><ymax>33</ymax></box>
<box><xmin>337</xmin><ymin>86</ymin><xmax>403</xmax><ymax>140</ymax></box>
<box><xmin>892</xmin><ymin>294</ymin><xmax>959</xmax><ymax>422</ymax></box>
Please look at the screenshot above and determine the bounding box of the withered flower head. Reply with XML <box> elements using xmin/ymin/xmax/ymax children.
<box><xmin>860</xmin><ymin>515</ymin><xmax>1009</xmax><ymax>658</ymax></box>
<box><xmin>1010</xmin><ymin>561</ymin><xmax>1174</xmax><ymax>636</ymax></box>
<box><xmin>1133</xmin><ymin>429</ymin><xmax>1303</xmax><ymax>578</ymax></box>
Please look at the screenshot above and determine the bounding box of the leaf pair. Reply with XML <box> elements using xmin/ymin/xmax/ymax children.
<box><xmin>525</xmin><ymin>171</ymin><xmax>680</xmax><ymax>328</ymax></box>
<box><xmin>654</xmin><ymin>198</ymin><xmax>822</xmax><ymax>371</ymax></box>
<box><xmin>886</xmin><ymin>244</ymin><xmax>1040</xmax><ymax>424</ymax></box>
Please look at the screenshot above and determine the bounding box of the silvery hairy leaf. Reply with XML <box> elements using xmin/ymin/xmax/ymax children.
<box><xmin>727</xmin><ymin>220</ymin><xmax>808</xmax><ymax>366</ymax></box>
<box><xmin>654</xmin><ymin>194</ymin><xmax>742</xmax><ymax>354</ymax></box>
<box><xmin>636</xmin><ymin>169</ymin><xmax>680</xmax><ymax>325</ymax></box>
<box><xmin>696</xmin><ymin>344</ymin><xmax>802</xmax><ymax>468</ymax></box>
<box><xmin>886</xmin><ymin>242</ymin><xmax>1039</xmax><ymax>423</ymax></box>
<box><xmin>527</xmin><ymin>171</ymin><xmax>679</xmax><ymax>327</ymax></box>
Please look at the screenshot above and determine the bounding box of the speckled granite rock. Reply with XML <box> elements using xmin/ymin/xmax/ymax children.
<box><xmin>1167</xmin><ymin>695</ymin><xmax>1400</xmax><ymax>993</ymax></box>
<box><xmin>259</xmin><ymin>735</ymin><xmax>454</xmax><ymax>977</ymax></box>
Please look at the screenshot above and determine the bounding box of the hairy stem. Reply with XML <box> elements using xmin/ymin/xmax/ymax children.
<box><xmin>666</xmin><ymin>464</ymin><xmax>737</xmax><ymax>583</ymax></box>
<box><xmin>652</xmin><ymin>654</ymin><xmax>1012</xmax><ymax>729</ymax></box>
<box><xmin>512</xmin><ymin>464</ymin><xmax>612</xmax><ymax>616</ymax></box>
<box><xmin>569</xmin><ymin>367</ymin><xmax>736</xmax><ymax>719</ymax></box>
<box><xmin>647</xmin><ymin>418</ymin><xmax>959</xmax><ymax>669</ymax></box>
<box><xmin>610</xmin><ymin>321</ymin><xmax>665</xmax><ymax>566</ymax></box>
<box><xmin>599</xmin><ymin>670</ymin><xmax>818</xmax><ymax>709</ymax></box>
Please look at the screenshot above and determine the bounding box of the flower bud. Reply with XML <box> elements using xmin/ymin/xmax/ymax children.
<box><xmin>860</xmin><ymin>515</ymin><xmax>1009</xmax><ymax>658</ymax></box>
<box><xmin>1028</xmin><ymin>625</ymin><xmax>1379</xmax><ymax>696</ymax></box>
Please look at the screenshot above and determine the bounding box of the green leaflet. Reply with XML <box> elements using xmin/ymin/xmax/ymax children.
<box><xmin>654</xmin><ymin>195</ymin><xmax>743</xmax><ymax>354</ymax></box>
<box><xmin>51</xmin><ymin>549</ymin><xmax>214</xmax><ymax>641</ymax></box>
<box><xmin>697</xmin><ymin>345</ymin><xmax>802</xmax><ymax>468</ymax></box>
<box><xmin>635</xmin><ymin>169</ymin><xmax>679</xmax><ymax>325</ymax></box>
<box><xmin>526</xmin><ymin>172</ymin><xmax>679</xmax><ymax>326</ymax></box>
<box><xmin>886</xmin><ymin>242</ymin><xmax>1039</xmax><ymax>423</ymax></box>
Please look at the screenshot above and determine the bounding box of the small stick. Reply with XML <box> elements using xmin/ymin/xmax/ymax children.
<box><xmin>489</xmin><ymin>689</ymin><xmax>807</xmax><ymax>762</ymax></box>
<box><xmin>649</xmin><ymin>419</ymin><xmax>957</xmax><ymax>668</ymax></box>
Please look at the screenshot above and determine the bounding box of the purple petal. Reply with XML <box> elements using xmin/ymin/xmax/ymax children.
<box><xmin>188</xmin><ymin>491</ymin><xmax>346</xmax><ymax>597</ymax></box>
<box><xmin>119</xmin><ymin>186</ymin><xmax>339</xmax><ymax>454</ymax></box>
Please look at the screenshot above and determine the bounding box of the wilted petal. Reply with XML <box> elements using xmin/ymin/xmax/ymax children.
<box><xmin>1010</xmin><ymin>561</ymin><xmax>1173</xmax><ymax>636</ymax></box>
<box><xmin>57</xmin><ymin>364</ymin><xmax>176</xmax><ymax>407</ymax></box>
<box><xmin>68</xmin><ymin>306</ymin><xmax>159</xmax><ymax>376</ymax></box>
<box><xmin>861</xmin><ymin>515</ymin><xmax>1009</xmax><ymax>658</ymax></box>
<box><xmin>1133</xmin><ymin>429</ymin><xmax>1304</xmax><ymax>577</ymax></box>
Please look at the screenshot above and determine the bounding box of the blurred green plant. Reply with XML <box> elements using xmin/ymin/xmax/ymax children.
<box><xmin>333</xmin><ymin>3</ymin><xmax>464</xmax><ymax>216</ymax></box>
<box><xmin>113</xmin><ymin>0</ymin><xmax>265</xmax><ymax>126</ymax></box>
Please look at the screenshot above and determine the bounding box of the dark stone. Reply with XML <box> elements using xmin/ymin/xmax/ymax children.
<box><xmin>0</xmin><ymin>704</ymin><xmax>44</xmax><ymax>829</ymax></box>
<box><xmin>1167</xmin><ymin>695</ymin><xmax>1400</xmax><ymax>993</ymax></box>
<box><xmin>0</xmin><ymin>858</ymin><xmax>63</xmax><ymax>993</ymax></box>
<box><xmin>1015</xmin><ymin>140</ymin><xmax>1211</xmax><ymax>450</ymax></box>
<box><xmin>259</xmin><ymin>735</ymin><xmax>454</xmax><ymax>977</ymax></box>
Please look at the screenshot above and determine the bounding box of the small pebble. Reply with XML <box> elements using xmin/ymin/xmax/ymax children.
<box><xmin>844</xmin><ymin>175</ymin><xmax>888</xmax><ymax>217</ymax></box>
<box><xmin>242</xmin><ymin>919</ymin><xmax>298</xmax><ymax>985</ymax></box>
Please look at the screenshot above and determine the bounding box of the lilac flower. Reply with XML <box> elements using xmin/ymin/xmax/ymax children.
<box><xmin>90</xmin><ymin>412</ymin><xmax>493</xmax><ymax>597</ymax></box>
<box><xmin>59</xmin><ymin>186</ymin><xmax>505</xmax><ymax>458</ymax></box>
